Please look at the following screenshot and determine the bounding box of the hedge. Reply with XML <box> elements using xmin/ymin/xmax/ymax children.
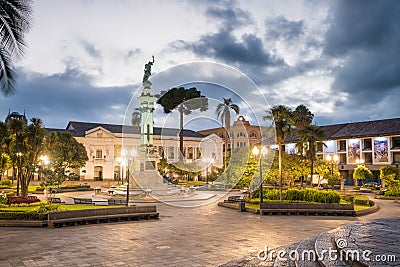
<box><xmin>7</xmin><ymin>197</ymin><xmax>41</xmax><ymax>205</ymax></box>
<box><xmin>353</xmin><ymin>195</ymin><xmax>370</xmax><ymax>206</ymax></box>
<box><xmin>252</xmin><ymin>188</ymin><xmax>341</xmax><ymax>203</ymax></box>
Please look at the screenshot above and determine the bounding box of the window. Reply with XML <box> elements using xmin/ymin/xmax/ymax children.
<box><xmin>250</xmin><ymin>132</ymin><xmax>257</xmax><ymax>138</ymax></box>
<box><xmin>363</xmin><ymin>139</ymin><xmax>372</xmax><ymax>150</ymax></box>
<box><xmin>392</xmin><ymin>137</ymin><xmax>400</xmax><ymax>149</ymax></box>
<box><xmin>364</xmin><ymin>152</ymin><xmax>373</xmax><ymax>164</ymax></box>
<box><xmin>338</xmin><ymin>140</ymin><xmax>346</xmax><ymax>151</ymax></box>
<box><xmin>219</xmin><ymin>133</ymin><xmax>225</xmax><ymax>139</ymax></box>
<box><xmin>168</xmin><ymin>147</ymin><xmax>175</xmax><ymax>159</ymax></box>
<box><xmin>393</xmin><ymin>152</ymin><xmax>400</xmax><ymax>163</ymax></box>
<box><xmin>95</xmin><ymin>149</ymin><xmax>102</xmax><ymax>159</ymax></box>
<box><xmin>97</xmin><ymin>133</ymin><xmax>103</xmax><ymax>137</ymax></box>
<box><xmin>237</xmin><ymin>132</ymin><xmax>246</xmax><ymax>137</ymax></box>
<box><xmin>223</xmin><ymin>144</ymin><xmax>226</xmax><ymax>152</ymax></box>
<box><xmin>339</xmin><ymin>153</ymin><xmax>347</xmax><ymax>164</ymax></box>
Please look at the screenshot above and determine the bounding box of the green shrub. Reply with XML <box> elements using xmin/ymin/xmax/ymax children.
<box><xmin>353</xmin><ymin>195</ymin><xmax>370</xmax><ymax>206</ymax></box>
<box><xmin>384</xmin><ymin>191</ymin><xmax>400</xmax><ymax>197</ymax></box>
<box><xmin>341</xmin><ymin>195</ymin><xmax>355</xmax><ymax>203</ymax></box>
<box><xmin>0</xmin><ymin>179</ymin><xmax>12</xmax><ymax>186</ymax></box>
<box><xmin>253</xmin><ymin>188</ymin><xmax>341</xmax><ymax>203</ymax></box>
<box><xmin>0</xmin><ymin>211</ymin><xmax>48</xmax><ymax>220</ymax></box>
<box><xmin>0</xmin><ymin>195</ymin><xmax>7</xmax><ymax>204</ymax></box>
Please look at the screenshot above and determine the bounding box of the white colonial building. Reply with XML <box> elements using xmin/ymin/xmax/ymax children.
<box><xmin>48</xmin><ymin>121</ymin><xmax>223</xmax><ymax>181</ymax></box>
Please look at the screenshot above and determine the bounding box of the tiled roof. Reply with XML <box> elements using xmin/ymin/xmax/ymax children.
<box><xmin>62</xmin><ymin>121</ymin><xmax>204</xmax><ymax>138</ymax></box>
<box><xmin>276</xmin><ymin>118</ymin><xmax>400</xmax><ymax>143</ymax></box>
<box><xmin>329</xmin><ymin>118</ymin><xmax>400</xmax><ymax>139</ymax></box>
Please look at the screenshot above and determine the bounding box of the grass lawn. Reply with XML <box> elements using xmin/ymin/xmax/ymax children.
<box><xmin>0</xmin><ymin>204</ymin><xmax>116</xmax><ymax>212</ymax></box>
<box><xmin>353</xmin><ymin>205</ymin><xmax>371</xmax><ymax>211</ymax></box>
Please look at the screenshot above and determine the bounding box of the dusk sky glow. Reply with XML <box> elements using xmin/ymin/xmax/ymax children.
<box><xmin>1</xmin><ymin>0</ymin><xmax>399</xmax><ymax>130</ymax></box>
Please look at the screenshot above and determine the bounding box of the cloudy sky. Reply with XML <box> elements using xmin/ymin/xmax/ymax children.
<box><xmin>1</xmin><ymin>0</ymin><xmax>399</xmax><ymax>130</ymax></box>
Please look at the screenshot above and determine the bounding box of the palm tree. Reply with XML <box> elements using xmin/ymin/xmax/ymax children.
<box><xmin>0</xmin><ymin>0</ymin><xmax>33</xmax><ymax>95</ymax></box>
<box><xmin>292</xmin><ymin>104</ymin><xmax>314</xmax><ymax>129</ymax></box>
<box><xmin>263</xmin><ymin>105</ymin><xmax>293</xmax><ymax>201</ymax></box>
<box><xmin>215</xmin><ymin>98</ymin><xmax>240</xmax><ymax>165</ymax></box>
<box><xmin>296</xmin><ymin>125</ymin><xmax>326</xmax><ymax>186</ymax></box>
<box><xmin>131</xmin><ymin>108</ymin><xmax>141</xmax><ymax>127</ymax></box>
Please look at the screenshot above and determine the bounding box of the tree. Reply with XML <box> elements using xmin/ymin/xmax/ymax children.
<box><xmin>7</xmin><ymin>117</ymin><xmax>25</xmax><ymax>194</ymax></box>
<box><xmin>216</xmin><ymin>98</ymin><xmax>240</xmax><ymax>166</ymax></box>
<box><xmin>263</xmin><ymin>105</ymin><xmax>293</xmax><ymax>201</ymax></box>
<box><xmin>292</xmin><ymin>104</ymin><xmax>314</xmax><ymax>129</ymax></box>
<box><xmin>0</xmin><ymin>0</ymin><xmax>33</xmax><ymax>95</ymax></box>
<box><xmin>353</xmin><ymin>165</ymin><xmax>372</xmax><ymax>186</ymax></box>
<box><xmin>131</xmin><ymin>108</ymin><xmax>141</xmax><ymax>127</ymax></box>
<box><xmin>380</xmin><ymin>165</ymin><xmax>400</xmax><ymax>189</ymax></box>
<box><xmin>44</xmin><ymin>131</ymin><xmax>88</xmax><ymax>185</ymax></box>
<box><xmin>296</xmin><ymin>125</ymin><xmax>326</xmax><ymax>186</ymax></box>
<box><xmin>157</xmin><ymin>87</ymin><xmax>208</xmax><ymax>160</ymax></box>
<box><xmin>0</xmin><ymin>153</ymin><xmax>11</xmax><ymax>179</ymax></box>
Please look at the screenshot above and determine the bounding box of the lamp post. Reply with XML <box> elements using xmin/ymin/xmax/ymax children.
<box><xmin>116</xmin><ymin>157</ymin><xmax>122</xmax><ymax>184</ymax></box>
<box><xmin>39</xmin><ymin>155</ymin><xmax>49</xmax><ymax>199</ymax></box>
<box><xmin>326</xmin><ymin>154</ymin><xmax>338</xmax><ymax>176</ymax></box>
<box><xmin>123</xmin><ymin>148</ymin><xmax>137</xmax><ymax>207</ymax></box>
<box><xmin>203</xmin><ymin>157</ymin><xmax>214</xmax><ymax>185</ymax></box>
<box><xmin>252</xmin><ymin>145</ymin><xmax>267</xmax><ymax>203</ymax></box>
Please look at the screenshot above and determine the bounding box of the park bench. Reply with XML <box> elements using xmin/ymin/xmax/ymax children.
<box><xmin>224</xmin><ymin>196</ymin><xmax>243</xmax><ymax>203</ymax></box>
<box><xmin>47</xmin><ymin>206</ymin><xmax>159</xmax><ymax>227</ymax></box>
<box><xmin>260</xmin><ymin>203</ymin><xmax>355</xmax><ymax>216</ymax></box>
<box><xmin>48</xmin><ymin>197</ymin><xmax>64</xmax><ymax>204</ymax></box>
<box><xmin>73</xmin><ymin>198</ymin><xmax>93</xmax><ymax>204</ymax></box>
<box><xmin>108</xmin><ymin>199</ymin><xmax>127</xmax><ymax>205</ymax></box>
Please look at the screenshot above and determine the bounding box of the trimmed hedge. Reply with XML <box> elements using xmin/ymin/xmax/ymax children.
<box><xmin>0</xmin><ymin>211</ymin><xmax>48</xmax><ymax>220</ymax></box>
<box><xmin>7</xmin><ymin>197</ymin><xmax>41</xmax><ymax>205</ymax></box>
<box><xmin>253</xmin><ymin>188</ymin><xmax>341</xmax><ymax>203</ymax></box>
<box><xmin>353</xmin><ymin>195</ymin><xmax>370</xmax><ymax>206</ymax></box>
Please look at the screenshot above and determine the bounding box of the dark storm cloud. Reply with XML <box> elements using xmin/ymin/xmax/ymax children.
<box><xmin>177</xmin><ymin>6</ymin><xmax>284</xmax><ymax>67</ymax></box>
<box><xmin>0</xmin><ymin>66</ymin><xmax>134</xmax><ymax>128</ymax></box>
<box><xmin>265</xmin><ymin>16</ymin><xmax>304</xmax><ymax>41</ymax></box>
<box><xmin>324</xmin><ymin>0</ymin><xmax>400</xmax><ymax>111</ymax></box>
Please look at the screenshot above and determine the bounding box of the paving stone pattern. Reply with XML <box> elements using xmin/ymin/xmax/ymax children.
<box><xmin>0</xmin><ymin>194</ymin><xmax>399</xmax><ymax>266</ymax></box>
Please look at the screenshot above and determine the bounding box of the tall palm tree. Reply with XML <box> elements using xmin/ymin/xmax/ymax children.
<box><xmin>215</xmin><ymin>98</ymin><xmax>240</xmax><ymax>164</ymax></box>
<box><xmin>131</xmin><ymin>108</ymin><xmax>141</xmax><ymax>127</ymax></box>
<box><xmin>296</xmin><ymin>125</ymin><xmax>326</xmax><ymax>186</ymax></box>
<box><xmin>292</xmin><ymin>104</ymin><xmax>314</xmax><ymax>129</ymax></box>
<box><xmin>0</xmin><ymin>0</ymin><xmax>33</xmax><ymax>95</ymax></box>
<box><xmin>263</xmin><ymin>105</ymin><xmax>293</xmax><ymax>201</ymax></box>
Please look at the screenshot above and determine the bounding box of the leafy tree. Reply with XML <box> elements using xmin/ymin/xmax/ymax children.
<box><xmin>0</xmin><ymin>153</ymin><xmax>11</xmax><ymax>179</ymax></box>
<box><xmin>0</xmin><ymin>0</ymin><xmax>33</xmax><ymax>95</ymax></box>
<box><xmin>314</xmin><ymin>158</ymin><xmax>340</xmax><ymax>187</ymax></box>
<box><xmin>296</xmin><ymin>125</ymin><xmax>326</xmax><ymax>186</ymax></box>
<box><xmin>353</xmin><ymin>165</ymin><xmax>372</xmax><ymax>186</ymax></box>
<box><xmin>263</xmin><ymin>105</ymin><xmax>293</xmax><ymax>201</ymax></box>
<box><xmin>157</xmin><ymin>87</ymin><xmax>208</xmax><ymax>160</ymax></box>
<box><xmin>7</xmin><ymin>117</ymin><xmax>26</xmax><ymax>194</ymax></box>
<box><xmin>44</xmin><ymin>132</ymin><xmax>88</xmax><ymax>185</ymax></box>
<box><xmin>380</xmin><ymin>165</ymin><xmax>400</xmax><ymax>190</ymax></box>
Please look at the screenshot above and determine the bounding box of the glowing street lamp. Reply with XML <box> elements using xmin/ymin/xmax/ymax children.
<box><xmin>122</xmin><ymin>148</ymin><xmax>137</xmax><ymax>207</ymax></box>
<box><xmin>326</xmin><ymin>154</ymin><xmax>338</xmax><ymax>176</ymax></box>
<box><xmin>252</xmin><ymin>145</ymin><xmax>267</xmax><ymax>203</ymax></box>
<box><xmin>203</xmin><ymin>157</ymin><xmax>214</xmax><ymax>185</ymax></box>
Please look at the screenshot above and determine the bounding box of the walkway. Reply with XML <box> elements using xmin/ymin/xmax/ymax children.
<box><xmin>0</xmin><ymin>192</ymin><xmax>399</xmax><ymax>266</ymax></box>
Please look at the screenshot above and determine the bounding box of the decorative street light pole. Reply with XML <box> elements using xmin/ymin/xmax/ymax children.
<box><xmin>326</xmin><ymin>154</ymin><xmax>339</xmax><ymax>176</ymax></box>
<box><xmin>124</xmin><ymin>148</ymin><xmax>137</xmax><ymax>207</ymax></box>
<box><xmin>252</xmin><ymin>146</ymin><xmax>267</xmax><ymax>203</ymax></box>
<box><xmin>116</xmin><ymin>157</ymin><xmax>122</xmax><ymax>184</ymax></box>
<box><xmin>203</xmin><ymin>157</ymin><xmax>214</xmax><ymax>185</ymax></box>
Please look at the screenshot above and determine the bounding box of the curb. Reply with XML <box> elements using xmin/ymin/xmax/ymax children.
<box><xmin>0</xmin><ymin>220</ymin><xmax>47</xmax><ymax>227</ymax></box>
<box><xmin>354</xmin><ymin>200</ymin><xmax>379</xmax><ymax>216</ymax></box>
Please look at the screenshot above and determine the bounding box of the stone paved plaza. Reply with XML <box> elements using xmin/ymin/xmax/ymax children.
<box><xmin>0</xmin><ymin>193</ymin><xmax>399</xmax><ymax>266</ymax></box>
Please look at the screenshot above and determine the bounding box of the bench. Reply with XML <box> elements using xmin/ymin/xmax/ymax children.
<box><xmin>47</xmin><ymin>206</ymin><xmax>159</xmax><ymax>227</ymax></box>
<box><xmin>48</xmin><ymin>197</ymin><xmax>64</xmax><ymax>204</ymax></box>
<box><xmin>73</xmin><ymin>198</ymin><xmax>93</xmax><ymax>204</ymax></box>
<box><xmin>260</xmin><ymin>203</ymin><xmax>355</xmax><ymax>216</ymax></box>
<box><xmin>108</xmin><ymin>199</ymin><xmax>127</xmax><ymax>205</ymax></box>
<box><xmin>224</xmin><ymin>196</ymin><xmax>243</xmax><ymax>203</ymax></box>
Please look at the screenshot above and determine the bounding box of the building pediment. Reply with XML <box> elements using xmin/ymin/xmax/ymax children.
<box><xmin>85</xmin><ymin>126</ymin><xmax>115</xmax><ymax>138</ymax></box>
